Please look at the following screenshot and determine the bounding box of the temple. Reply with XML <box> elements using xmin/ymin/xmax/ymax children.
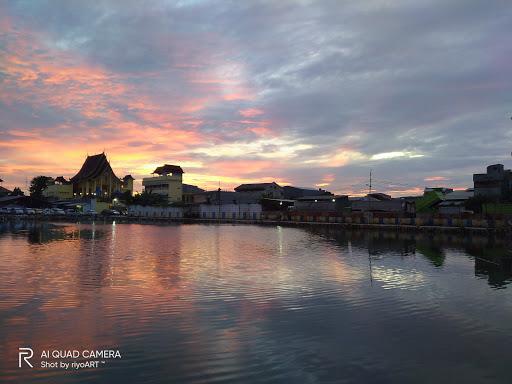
<box><xmin>70</xmin><ymin>153</ymin><xmax>123</xmax><ymax>198</ymax></box>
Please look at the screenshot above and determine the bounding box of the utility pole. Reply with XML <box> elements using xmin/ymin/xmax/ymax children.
<box><xmin>217</xmin><ymin>181</ymin><xmax>221</xmax><ymax>222</ymax></box>
<box><xmin>367</xmin><ymin>170</ymin><xmax>372</xmax><ymax>224</ymax></box>
<box><xmin>367</xmin><ymin>169</ymin><xmax>374</xmax><ymax>284</ymax></box>
<box><xmin>368</xmin><ymin>169</ymin><xmax>372</xmax><ymax>196</ymax></box>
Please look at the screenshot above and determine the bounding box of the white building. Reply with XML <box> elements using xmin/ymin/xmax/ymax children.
<box><xmin>192</xmin><ymin>203</ymin><xmax>262</xmax><ymax>220</ymax></box>
<box><xmin>128</xmin><ymin>205</ymin><xmax>184</xmax><ymax>218</ymax></box>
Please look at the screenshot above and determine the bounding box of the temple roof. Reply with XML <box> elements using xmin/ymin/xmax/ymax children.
<box><xmin>152</xmin><ymin>164</ymin><xmax>184</xmax><ymax>175</ymax></box>
<box><xmin>70</xmin><ymin>153</ymin><xmax>121</xmax><ymax>183</ymax></box>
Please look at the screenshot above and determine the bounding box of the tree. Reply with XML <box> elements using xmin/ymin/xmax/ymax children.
<box><xmin>131</xmin><ymin>191</ymin><xmax>168</xmax><ymax>206</ymax></box>
<box><xmin>10</xmin><ymin>187</ymin><xmax>25</xmax><ymax>196</ymax></box>
<box><xmin>29</xmin><ymin>176</ymin><xmax>53</xmax><ymax>198</ymax></box>
<box><xmin>465</xmin><ymin>194</ymin><xmax>496</xmax><ymax>214</ymax></box>
<box><xmin>118</xmin><ymin>190</ymin><xmax>134</xmax><ymax>205</ymax></box>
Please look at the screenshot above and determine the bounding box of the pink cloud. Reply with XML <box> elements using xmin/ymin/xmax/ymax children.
<box><xmin>240</xmin><ymin>108</ymin><xmax>264</xmax><ymax>118</ymax></box>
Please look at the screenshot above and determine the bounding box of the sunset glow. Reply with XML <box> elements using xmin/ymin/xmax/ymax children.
<box><xmin>1</xmin><ymin>1</ymin><xmax>511</xmax><ymax>195</ymax></box>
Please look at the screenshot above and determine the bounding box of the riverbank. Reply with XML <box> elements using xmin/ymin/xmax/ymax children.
<box><xmin>1</xmin><ymin>213</ymin><xmax>510</xmax><ymax>235</ymax></box>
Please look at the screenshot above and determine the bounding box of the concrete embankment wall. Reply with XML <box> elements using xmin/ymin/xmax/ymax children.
<box><xmin>2</xmin><ymin>210</ymin><xmax>511</xmax><ymax>233</ymax></box>
<box><xmin>261</xmin><ymin>211</ymin><xmax>512</xmax><ymax>231</ymax></box>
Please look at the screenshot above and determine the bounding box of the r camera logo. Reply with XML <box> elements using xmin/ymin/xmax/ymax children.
<box><xmin>18</xmin><ymin>347</ymin><xmax>34</xmax><ymax>368</ymax></box>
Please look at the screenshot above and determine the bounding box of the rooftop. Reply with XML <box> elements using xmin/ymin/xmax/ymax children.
<box><xmin>152</xmin><ymin>164</ymin><xmax>184</xmax><ymax>175</ymax></box>
<box><xmin>183</xmin><ymin>184</ymin><xmax>205</xmax><ymax>194</ymax></box>
<box><xmin>442</xmin><ymin>190</ymin><xmax>474</xmax><ymax>201</ymax></box>
<box><xmin>199</xmin><ymin>190</ymin><xmax>258</xmax><ymax>204</ymax></box>
<box><xmin>0</xmin><ymin>186</ymin><xmax>12</xmax><ymax>195</ymax></box>
<box><xmin>235</xmin><ymin>182</ymin><xmax>280</xmax><ymax>192</ymax></box>
<box><xmin>70</xmin><ymin>153</ymin><xmax>121</xmax><ymax>183</ymax></box>
<box><xmin>296</xmin><ymin>195</ymin><xmax>339</xmax><ymax>201</ymax></box>
<box><xmin>54</xmin><ymin>176</ymin><xmax>70</xmax><ymax>184</ymax></box>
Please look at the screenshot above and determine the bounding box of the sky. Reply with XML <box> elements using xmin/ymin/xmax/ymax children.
<box><xmin>1</xmin><ymin>0</ymin><xmax>511</xmax><ymax>195</ymax></box>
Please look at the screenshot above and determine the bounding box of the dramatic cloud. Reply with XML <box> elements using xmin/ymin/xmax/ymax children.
<box><xmin>1</xmin><ymin>0</ymin><xmax>511</xmax><ymax>194</ymax></box>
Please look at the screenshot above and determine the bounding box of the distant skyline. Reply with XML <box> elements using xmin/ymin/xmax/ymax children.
<box><xmin>1</xmin><ymin>1</ymin><xmax>511</xmax><ymax>195</ymax></box>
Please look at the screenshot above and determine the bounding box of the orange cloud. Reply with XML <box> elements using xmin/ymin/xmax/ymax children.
<box><xmin>316</xmin><ymin>173</ymin><xmax>335</xmax><ymax>188</ymax></box>
<box><xmin>0</xmin><ymin>11</ymin><xmax>284</xmax><ymax>193</ymax></box>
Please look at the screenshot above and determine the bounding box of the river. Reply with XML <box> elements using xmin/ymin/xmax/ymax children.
<box><xmin>1</xmin><ymin>221</ymin><xmax>511</xmax><ymax>383</ymax></box>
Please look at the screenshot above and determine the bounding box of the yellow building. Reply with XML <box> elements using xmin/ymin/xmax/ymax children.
<box><xmin>70</xmin><ymin>153</ymin><xmax>122</xmax><ymax>198</ymax></box>
<box><xmin>142</xmin><ymin>164</ymin><xmax>183</xmax><ymax>203</ymax></box>
<box><xmin>43</xmin><ymin>176</ymin><xmax>73</xmax><ymax>200</ymax></box>
<box><xmin>121</xmin><ymin>175</ymin><xmax>135</xmax><ymax>195</ymax></box>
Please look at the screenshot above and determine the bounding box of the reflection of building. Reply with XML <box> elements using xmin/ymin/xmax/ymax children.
<box><xmin>473</xmin><ymin>164</ymin><xmax>512</xmax><ymax>199</ymax></box>
<box><xmin>121</xmin><ymin>175</ymin><xmax>134</xmax><ymax>195</ymax></box>
<box><xmin>70</xmin><ymin>153</ymin><xmax>123</xmax><ymax>198</ymax></box>
<box><xmin>142</xmin><ymin>164</ymin><xmax>183</xmax><ymax>203</ymax></box>
<box><xmin>234</xmin><ymin>182</ymin><xmax>283</xmax><ymax>199</ymax></box>
<box><xmin>43</xmin><ymin>176</ymin><xmax>73</xmax><ymax>200</ymax></box>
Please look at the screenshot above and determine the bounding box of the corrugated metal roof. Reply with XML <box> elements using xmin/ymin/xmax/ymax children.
<box><xmin>443</xmin><ymin>190</ymin><xmax>474</xmax><ymax>201</ymax></box>
<box><xmin>235</xmin><ymin>182</ymin><xmax>280</xmax><ymax>191</ymax></box>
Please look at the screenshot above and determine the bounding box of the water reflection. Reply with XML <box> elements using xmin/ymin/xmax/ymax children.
<box><xmin>1</xmin><ymin>222</ymin><xmax>511</xmax><ymax>384</ymax></box>
<box><xmin>0</xmin><ymin>221</ymin><xmax>103</xmax><ymax>243</ymax></box>
<box><xmin>309</xmin><ymin>227</ymin><xmax>512</xmax><ymax>288</ymax></box>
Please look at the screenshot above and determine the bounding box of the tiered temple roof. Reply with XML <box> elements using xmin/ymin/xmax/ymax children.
<box><xmin>70</xmin><ymin>153</ymin><xmax>121</xmax><ymax>183</ymax></box>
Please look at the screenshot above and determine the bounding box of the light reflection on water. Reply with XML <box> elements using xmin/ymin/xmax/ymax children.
<box><xmin>0</xmin><ymin>221</ymin><xmax>511</xmax><ymax>383</ymax></box>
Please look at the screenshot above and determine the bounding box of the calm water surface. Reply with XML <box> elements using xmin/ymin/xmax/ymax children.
<box><xmin>1</xmin><ymin>221</ymin><xmax>511</xmax><ymax>383</ymax></box>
